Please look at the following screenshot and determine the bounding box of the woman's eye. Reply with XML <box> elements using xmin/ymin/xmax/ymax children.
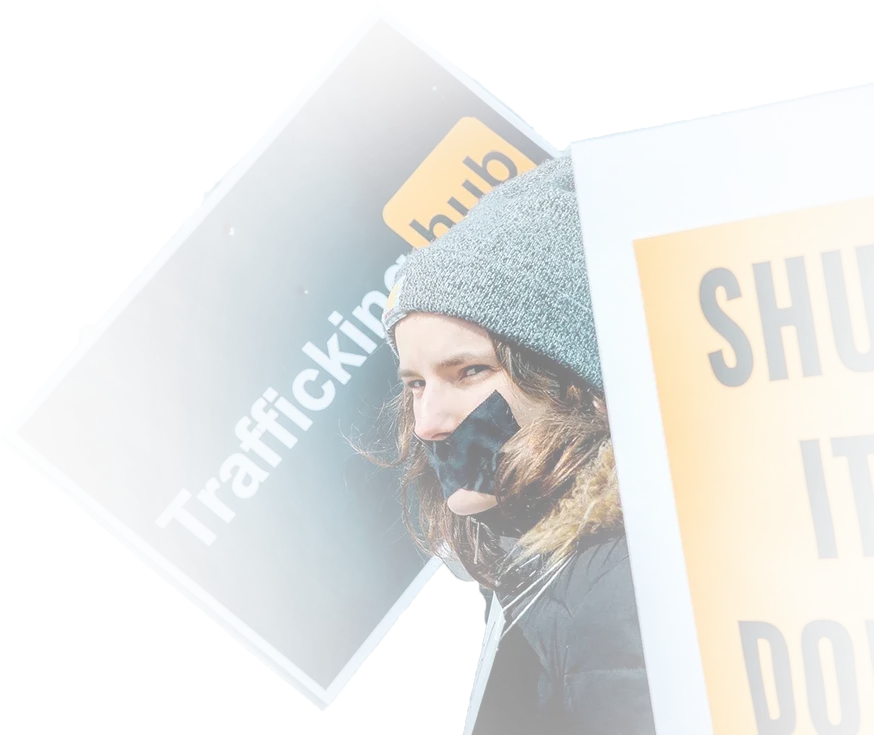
<box><xmin>405</xmin><ymin>379</ymin><xmax>425</xmax><ymax>392</ymax></box>
<box><xmin>461</xmin><ymin>365</ymin><xmax>490</xmax><ymax>379</ymax></box>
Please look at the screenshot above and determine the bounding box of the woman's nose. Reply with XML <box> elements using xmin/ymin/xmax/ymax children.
<box><xmin>414</xmin><ymin>388</ymin><xmax>459</xmax><ymax>442</ymax></box>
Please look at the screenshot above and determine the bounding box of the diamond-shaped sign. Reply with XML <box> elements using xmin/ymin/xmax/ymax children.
<box><xmin>3</xmin><ymin>8</ymin><xmax>556</xmax><ymax>706</ymax></box>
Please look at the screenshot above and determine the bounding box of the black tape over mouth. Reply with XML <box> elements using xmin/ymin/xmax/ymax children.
<box><xmin>417</xmin><ymin>390</ymin><xmax>520</xmax><ymax>502</ymax></box>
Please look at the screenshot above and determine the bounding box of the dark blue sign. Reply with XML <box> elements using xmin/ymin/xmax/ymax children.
<box><xmin>12</xmin><ymin>17</ymin><xmax>552</xmax><ymax>706</ymax></box>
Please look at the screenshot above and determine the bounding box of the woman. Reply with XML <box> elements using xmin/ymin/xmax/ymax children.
<box><xmin>369</xmin><ymin>155</ymin><xmax>655</xmax><ymax>733</ymax></box>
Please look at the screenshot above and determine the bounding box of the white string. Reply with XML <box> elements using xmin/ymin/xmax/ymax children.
<box><xmin>499</xmin><ymin>553</ymin><xmax>557</xmax><ymax>612</ymax></box>
<box><xmin>500</xmin><ymin>554</ymin><xmax>573</xmax><ymax>641</ymax></box>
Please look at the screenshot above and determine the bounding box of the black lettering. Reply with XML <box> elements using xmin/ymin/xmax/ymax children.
<box><xmin>700</xmin><ymin>267</ymin><xmax>754</xmax><ymax>387</ymax></box>
<box><xmin>831</xmin><ymin>435</ymin><xmax>874</xmax><ymax>557</ymax></box>
<box><xmin>801</xmin><ymin>620</ymin><xmax>860</xmax><ymax>735</ymax></box>
<box><xmin>463</xmin><ymin>151</ymin><xmax>517</xmax><ymax>187</ymax></box>
<box><xmin>753</xmin><ymin>256</ymin><xmax>822</xmax><ymax>380</ymax></box>
<box><xmin>739</xmin><ymin>621</ymin><xmax>796</xmax><ymax>735</ymax></box>
<box><xmin>822</xmin><ymin>244</ymin><xmax>874</xmax><ymax>372</ymax></box>
<box><xmin>447</xmin><ymin>197</ymin><xmax>469</xmax><ymax>217</ymax></box>
<box><xmin>800</xmin><ymin>439</ymin><xmax>839</xmax><ymax>558</ymax></box>
<box><xmin>462</xmin><ymin>179</ymin><xmax>486</xmax><ymax>199</ymax></box>
<box><xmin>409</xmin><ymin>213</ymin><xmax>455</xmax><ymax>244</ymax></box>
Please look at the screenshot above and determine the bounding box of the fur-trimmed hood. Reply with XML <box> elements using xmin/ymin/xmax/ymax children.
<box><xmin>516</xmin><ymin>438</ymin><xmax>623</xmax><ymax>567</ymax></box>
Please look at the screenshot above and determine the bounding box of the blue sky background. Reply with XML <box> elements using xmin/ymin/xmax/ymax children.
<box><xmin>0</xmin><ymin>0</ymin><xmax>874</xmax><ymax>183</ymax></box>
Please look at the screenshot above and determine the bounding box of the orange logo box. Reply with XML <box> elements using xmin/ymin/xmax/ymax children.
<box><xmin>383</xmin><ymin>117</ymin><xmax>538</xmax><ymax>248</ymax></box>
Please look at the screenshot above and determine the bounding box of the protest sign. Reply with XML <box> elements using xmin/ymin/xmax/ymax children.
<box><xmin>10</xmin><ymin>16</ymin><xmax>552</xmax><ymax>707</ymax></box>
<box><xmin>572</xmin><ymin>84</ymin><xmax>874</xmax><ymax>734</ymax></box>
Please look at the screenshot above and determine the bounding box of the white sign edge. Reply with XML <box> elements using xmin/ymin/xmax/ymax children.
<box><xmin>462</xmin><ymin>592</ymin><xmax>505</xmax><ymax>735</ymax></box>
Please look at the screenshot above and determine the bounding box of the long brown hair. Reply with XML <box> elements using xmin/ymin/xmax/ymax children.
<box><xmin>358</xmin><ymin>333</ymin><xmax>622</xmax><ymax>590</ymax></box>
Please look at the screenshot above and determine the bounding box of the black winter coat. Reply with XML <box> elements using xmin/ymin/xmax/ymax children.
<box><xmin>471</xmin><ymin>534</ymin><xmax>655</xmax><ymax>734</ymax></box>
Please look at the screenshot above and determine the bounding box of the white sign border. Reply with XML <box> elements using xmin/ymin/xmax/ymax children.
<box><xmin>5</xmin><ymin>11</ymin><xmax>557</xmax><ymax>709</ymax></box>
<box><xmin>572</xmin><ymin>82</ymin><xmax>874</xmax><ymax>734</ymax></box>
<box><xmin>463</xmin><ymin>593</ymin><xmax>506</xmax><ymax>735</ymax></box>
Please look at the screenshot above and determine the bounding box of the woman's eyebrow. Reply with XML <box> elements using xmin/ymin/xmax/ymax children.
<box><xmin>397</xmin><ymin>351</ymin><xmax>494</xmax><ymax>380</ymax></box>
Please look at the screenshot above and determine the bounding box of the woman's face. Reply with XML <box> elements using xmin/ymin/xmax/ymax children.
<box><xmin>394</xmin><ymin>312</ymin><xmax>545</xmax><ymax>515</ymax></box>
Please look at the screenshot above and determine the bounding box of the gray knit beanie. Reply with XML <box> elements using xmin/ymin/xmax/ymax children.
<box><xmin>382</xmin><ymin>154</ymin><xmax>602</xmax><ymax>390</ymax></box>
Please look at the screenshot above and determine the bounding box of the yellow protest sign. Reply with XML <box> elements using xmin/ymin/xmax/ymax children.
<box><xmin>635</xmin><ymin>196</ymin><xmax>874</xmax><ymax>734</ymax></box>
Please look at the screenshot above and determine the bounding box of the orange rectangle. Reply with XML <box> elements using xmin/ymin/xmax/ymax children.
<box><xmin>382</xmin><ymin>117</ymin><xmax>537</xmax><ymax>248</ymax></box>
